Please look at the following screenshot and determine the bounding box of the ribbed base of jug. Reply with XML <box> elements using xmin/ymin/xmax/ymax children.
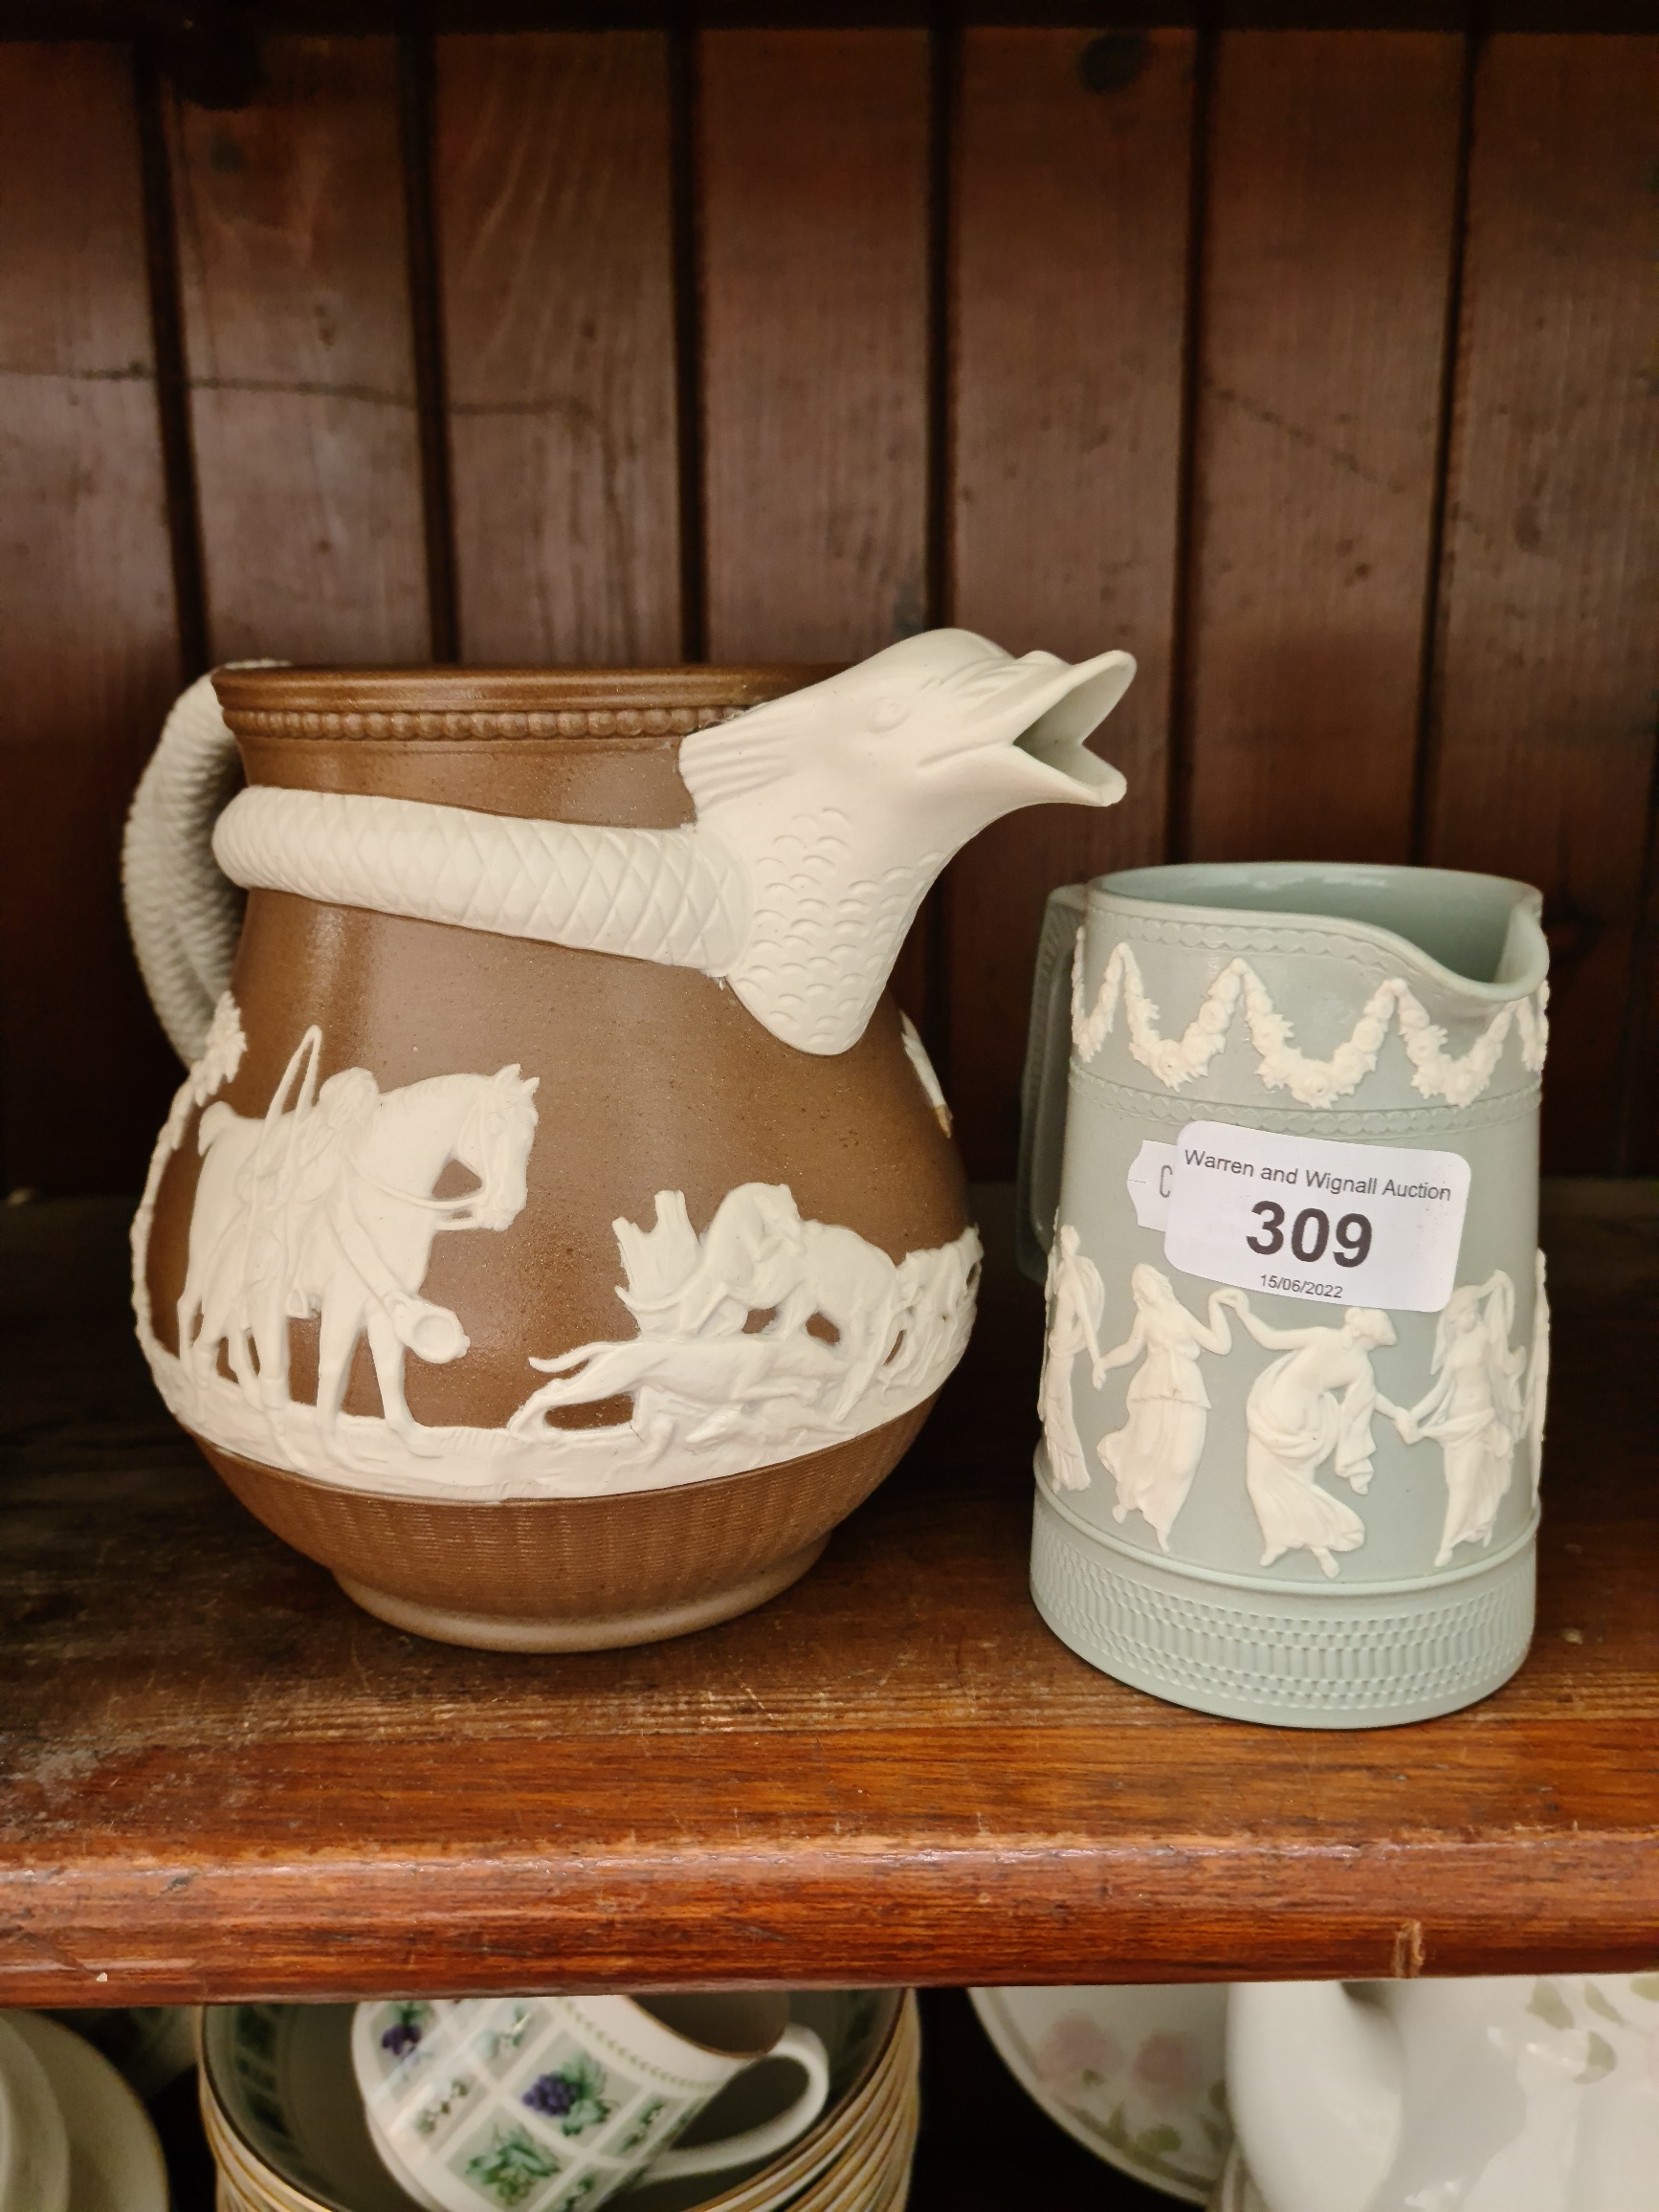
<box><xmin>1029</xmin><ymin>1464</ymin><xmax>1536</xmax><ymax>1730</ymax></box>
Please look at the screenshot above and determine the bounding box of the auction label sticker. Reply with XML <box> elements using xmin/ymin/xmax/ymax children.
<box><xmin>1159</xmin><ymin>1121</ymin><xmax>1471</xmax><ymax>1314</ymax></box>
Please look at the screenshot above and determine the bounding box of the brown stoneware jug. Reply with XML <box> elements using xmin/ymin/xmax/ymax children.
<box><xmin>124</xmin><ymin>635</ymin><xmax>1133</xmax><ymax>1648</ymax></box>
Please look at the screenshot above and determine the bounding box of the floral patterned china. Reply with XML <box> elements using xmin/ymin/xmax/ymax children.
<box><xmin>353</xmin><ymin>1995</ymin><xmax>829</xmax><ymax>2211</ymax></box>
<box><xmin>969</xmin><ymin>1982</ymin><xmax>1230</xmax><ymax>2201</ymax></box>
<box><xmin>201</xmin><ymin>1993</ymin><xmax>913</xmax><ymax>2212</ymax></box>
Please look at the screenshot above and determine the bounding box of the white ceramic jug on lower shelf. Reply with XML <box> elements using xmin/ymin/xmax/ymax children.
<box><xmin>1228</xmin><ymin>1975</ymin><xmax>1659</xmax><ymax>2212</ymax></box>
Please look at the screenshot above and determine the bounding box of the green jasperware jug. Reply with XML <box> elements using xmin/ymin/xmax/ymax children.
<box><xmin>1018</xmin><ymin>862</ymin><xmax>1551</xmax><ymax>1729</ymax></box>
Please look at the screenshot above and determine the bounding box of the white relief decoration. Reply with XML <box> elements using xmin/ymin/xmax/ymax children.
<box><xmin>131</xmin><ymin>989</ymin><xmax>248</xmax><ymax>1347</ymax></box>
<box><xmin>133</xmin><ymin>1022</ymin><xmax>980</xmax><ymax>1500</ymax></box>
<box><xmin>1399</xmin><ymin>1271</ymin><xmax>1528</xmax><ymax>1565</ymax></box>
<box><xmin>134</xmin><ymin>1017</ymin><xmax>540</xmax><ymax>1481</ymax></box>
<box><xmin>899</xmin><ymin>1012</ymin><xmax>952</xmax><ymax>1135</ymax></box>
<box><xmin>177</xmin><ymin>1029</ymin><xmax>540</xmax><ymax>1451</ymax></box>
<box><xmin>1038</xmin><ymin>1225</ymin><xmax>1106</xmax><ymax>1493</ymax></box>
<box><xmin>1094</xmin><ymin>1265</ymin><xmax>1235</xmax><ymax>1552</ymax></box>
<box><xmin>509</xmin><ymin>1186</ymin><xmax>982</xmax><ymax>1466</ymax></box>
<box><xmin>1047</xmin><ymin>1246</ymin><xmax>1553</xmax><ymax>1579</ymax></box>
<box><xmin>1071</xmin><ymin>934</ymin><xmax>1549</xmax><ymax>1108</ymax></box>
<box><xmin>202</xmin><ymin>631</ymin><xmax>1133</xmax><ymax>1059</ymax></box>
<box><xmin>1218</xmin><ymin>1292</ymin><xmax>1411</xmax><ymax>1579</ymax></box>
<box><xmin>1528</xmin><ymin>1246</ymin><xmax>1551</xmax><ymax>1508</ymax></box>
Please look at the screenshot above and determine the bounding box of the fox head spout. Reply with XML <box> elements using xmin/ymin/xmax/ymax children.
<box><xmin>159</xmin><ymin>629</ymin><xmax>1134</xmax><ymax>1067</ymax></box>
<box><xmin>680</xmin><ymin>629</ymin><xmax>1134</xmax><ymax>1052</ymax></box>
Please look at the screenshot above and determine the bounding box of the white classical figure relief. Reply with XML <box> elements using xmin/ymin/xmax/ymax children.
<box><xmin>1399</xmin><ymin>1271</ymin><xmax>1529</xmax><ymax>1565</ymax></box>
<box><xmin>1094</xmin><ymin>1265</ymin><xmax>1234</xmax><ymax>1551</ymax></box>
<box><xmin>1038</xmin><ymin>1225</ymin><xmax>1106</xmax><ymax>1493</ymax></box>
<box><xmin>204</xmin><ymin>631</ymin><xmax>1134</xmax><ymax>1059</ymax></box>
<box><xmin>1219</xmin><ymin>1292</ymin><xmax>1411</xmax><ymax>1578</ymax></box>
<box><xmin>1071</xmin><ymin>935</ymin><xmax>1548</xmax><ymax>1108</ymax></box>
<box><xmin>510</xmin><ymin>1185</ymin><xmax>983</xmax><ymax>1465</ymax></box>
<box><xmin>1527</xmin><ymin>1247</ymin><xmax>1551</xmax><ymax>1508</ymax></box>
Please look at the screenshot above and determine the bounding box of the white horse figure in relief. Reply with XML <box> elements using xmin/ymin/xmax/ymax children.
<box><xmin>178</xmin><ymin>1029</ymin><xmax>539</xmax><ymax>1452</ymax></box>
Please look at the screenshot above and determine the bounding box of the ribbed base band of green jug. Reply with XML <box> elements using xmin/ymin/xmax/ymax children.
<box><xmin>1029</xmin><ymin>1472</ymin><xmax>1536</xmax><ymax>1730</ymax></box>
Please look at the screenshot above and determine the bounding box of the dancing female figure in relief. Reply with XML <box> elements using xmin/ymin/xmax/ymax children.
<box><xmin>1039</xmin><ymin>1225</ymin><xmax>1106</xmax><ymax>1492</ymax></box>
<box><xmin>1220</xmin><ymin>1294</ymin><xmax>1411</xmax><ymax>1579</ymax></box>
<box><xmin>1526</xmin><ymin>1249</ymin><xmax>1550</xmax><ymax>1509</ymax></box>
<box><xmin>1399</xmin><ymin>1271</ymin><xmax>1526</xmax><ymax>1565</ymax></box>
<box><xmin>1094</xmin><ymin>1265</ymin><xmax>1233</xmax><ymax>1551</ymax></box>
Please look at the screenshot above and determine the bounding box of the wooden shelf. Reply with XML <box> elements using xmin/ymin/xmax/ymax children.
<box><xmin>2</xmin><ymin>1183</ymin><xmax>1654</xmax><ymax>2005</ymax></box>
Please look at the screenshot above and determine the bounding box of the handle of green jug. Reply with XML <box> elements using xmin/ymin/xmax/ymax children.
<box><xmin>1014</xmin><ymin>882</ymin><xmax>1089</xmax><ymax>1285</ymax></box>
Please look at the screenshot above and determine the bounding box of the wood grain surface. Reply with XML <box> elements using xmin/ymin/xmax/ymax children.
<box><xmin>1</xmin><ymin>1183</ymin><xmax>1653</xmax><ymax>2003</ymax></box>
<box><xmin>167</xmin><ymin>35</ymin><xmax>430</xmax><ymax>666</ymax></box>
<box><xmin>0</xmin><ymin>44</ymin><xmax>183</xmax><ymax>1198</ymax></box>
<box><xmin>1183</xmin><ymin>30</ymin><xmax>1465</xmax><ymax>864</ymax></box>
<box><xmin>1422</xmin><ymin>33</ymin><xmax>1659</xmax><ymax>1175</ymax></box>
<box><xmin>698</xmin><ymin>28</ymin><xmax>931</xmax><ymax>663</ymax></box>
<box><xmin>944</xmin><ymin>26</ymin><xmax>1196</xmax><ymax>1175</ymax></box>
<box><xmin>435</xmin><ymin>33</ymin><xmax>683</xmax><ymax>666</ymax></box>
<box><xmin>1</xmin><ymin>27</ymin><xmax>1654</xmax><ymax>1202</ymax></box>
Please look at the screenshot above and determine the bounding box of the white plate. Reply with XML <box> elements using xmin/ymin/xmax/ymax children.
<box><xmin>5</xmin><ymin>2012</ymin><xmax>169</xmax><ymax>2212</ymax></box>
<box><xmin>969</xmin><ymin>1983</ymin><xmax>1230</xmax><ymax>2203</ymax></box>
<box><xmin>41</xmin><ymin>2007</ymin><xmax>199</xmax><ymax>2102</ymax></box>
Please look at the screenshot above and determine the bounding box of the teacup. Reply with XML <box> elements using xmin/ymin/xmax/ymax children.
<box><xmin>353</xmin><ymin>1994</ymin><xmax>830</xmax><ymax>2212</ymax></box>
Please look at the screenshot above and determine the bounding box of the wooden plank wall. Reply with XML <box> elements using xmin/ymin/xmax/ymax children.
<box><xmin>0</xmin><ymin>22</ymin><xmax>1653</xmax><ymax>1195</ymax></box>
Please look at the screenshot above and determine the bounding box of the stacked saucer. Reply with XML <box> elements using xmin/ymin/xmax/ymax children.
<box><xmin>202</xmin><ymin>1991</ymin><xmax>918</xmax><ymax>2211</ymax></box>
<box><xmin>0</xmin><ymin>2009</ymin><xmax>169</xmax><ymax>2212</ymax></box>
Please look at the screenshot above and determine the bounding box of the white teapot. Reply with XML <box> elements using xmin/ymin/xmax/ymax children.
<box><xmin>1228</xmin><ymin>1975</ymin><xmax>1659</xmax><ymax>2212</ymax></box>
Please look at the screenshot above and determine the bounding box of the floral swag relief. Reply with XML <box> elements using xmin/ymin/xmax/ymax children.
<box><xmin>1040</xmin><ymin>1230</ymin><xmax>1548</xmax><ymax>1579</ymax></box>
<box><xmin>1072</xmin><ymin>936</ymin><xmax>1549</xmax><ymax>1108</ymax></box>
<box><xmin>133</xmin><ymin>1001</ymin><xmax>981</xmax><ymax>1500</ymax></box>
